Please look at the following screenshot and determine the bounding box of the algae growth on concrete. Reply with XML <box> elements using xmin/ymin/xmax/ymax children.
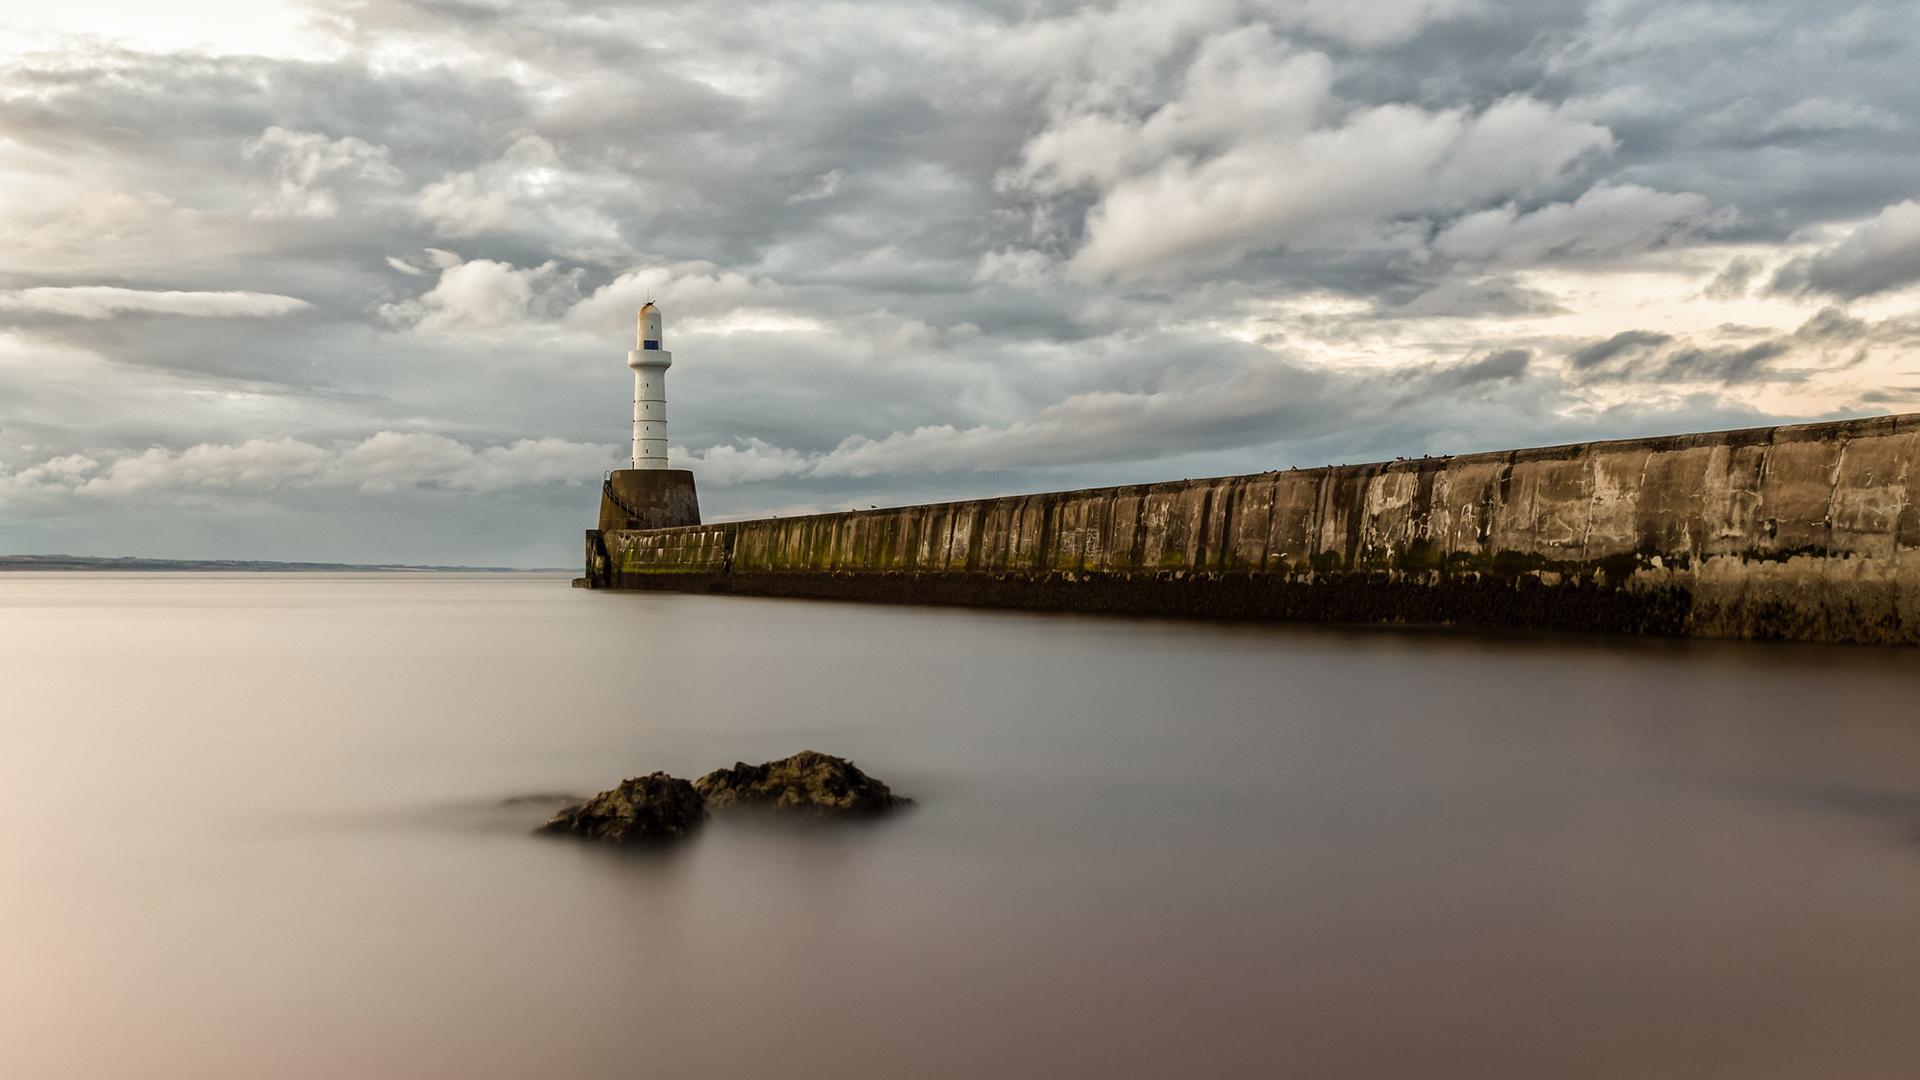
<box><xmin>584</xmin><ymin>414</ymin><xmax>1920</xmax><ymax>645</ymax></box>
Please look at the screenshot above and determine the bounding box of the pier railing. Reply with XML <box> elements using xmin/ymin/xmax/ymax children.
<box><xmin>601</xmin><ymin>474</ymin><xmax>647</xmax><ymax>525</ymax></box>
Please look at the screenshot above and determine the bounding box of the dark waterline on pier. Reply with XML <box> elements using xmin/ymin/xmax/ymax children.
<box><xmin>3</xmin><ymin>574</ymin><xmax>1919</xmax><ymax>1078</ymax></box>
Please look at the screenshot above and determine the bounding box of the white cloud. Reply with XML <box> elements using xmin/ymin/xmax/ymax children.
<box><xmin>413</xmin><ymin>135</ymin><xmax>605</xmax><ymax>239</ymax></box>
<box><xmin>380</xmin><ymin>255</ymin><xmax>578</xmax><ymax>333</ymax></box>
<box><xmin>566</xmin><ymin>263</ymin><xmax>774</xmax><ymax>335</ymax></box>
<box><xmin>0</xmin><ymin>286</ymin><xmax>311</xmax><ymax>320</ymax></box>
<box><xmin>0</xmin><ymin>2</ymin><xmax>328</xmax><ymax>62</ymax></box>
<box><xmin>83</xmin><ymin>438</ymin><xmax>333</xmax><ymax>494</ymax></box>
<box><xmin>999</xmin><ymin>24</ymin><xmax>1617</xmax><ymax>279</ymax></box>
<box><xmin>676</xmin><ymin>437</ymin><xmax>813</xmax><ymax>485</ymax></box>
<box><xmin>0</xmin><ymin>190</ymin><xmax>219</xmax><ymax>273</ymax></box>
<box><xmin>1058</xmin><ymin>96</ymin><xmax>1615</xmax><ymax>278</ymax></box>
<box><xmin>6</xmin><ymin>434</ymin><xmax>617</xmax><ymax>498</ymax></box>
<box><xmin>1007</xmin><ymin>27</ymin><xmax>1334</xmax><ymax>197</ymax></box>
<box><xmin>241</xmin><ymin>126</ymin><xmax>400</xmax><ymax>219</ymax></box>
<box><xmin>416</xmin><ymin>171</ymin><xmax>520</xmax><ymax>236</ymax></box>
<box><xmin>6</xmin><ymin>0</ymin><xmax>1920</xmax><ymax>561</ymax></box>
<box><xmin>339</xmin><ymin>432</ymin><xmax>615</xmax><ymax>493</ymax></box>
<box><xmin>2</xmin><ymin>453</ymin><xmax>99</xmax><ymax>493</ymax></box>
<box><xmin>378</xmin><ymin>254</ymin><xmax>782</xmax><ymax>338</ymax></box>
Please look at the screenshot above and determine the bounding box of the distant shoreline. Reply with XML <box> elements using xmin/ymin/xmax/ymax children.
<box><xmin>0</xmin><ymin>555</ymin><xmax>568</xmax><ymax>573</ymax></box>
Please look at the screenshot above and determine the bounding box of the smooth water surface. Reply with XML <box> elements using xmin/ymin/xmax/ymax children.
<box><xmin>3</xmin><ymin>574</ymin><xmax>1920</xmax><ymax>1079</ymax></box>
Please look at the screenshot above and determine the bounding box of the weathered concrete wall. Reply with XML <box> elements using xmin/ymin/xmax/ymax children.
<box><xmin>585</xmin><ymin>469</ymin><xmax>701</xmax><ymax>585</ymax></box>
<box><xmin>585</xmin><ymin>414</ymin><xmax>1920</xmax><ymax>644</ymax></box>
<box><xmin>596</xmin><ymin>469</ymin><xmax>700</xmax><ymax>532</ymax></box>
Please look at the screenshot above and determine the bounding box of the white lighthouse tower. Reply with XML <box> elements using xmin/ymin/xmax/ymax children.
<box><xmin>585</xmin><ymin>299</ymin><xmax>700</xmax><ymax>582</ymax></box>
<box><xmin>628</xmin><ymin>301</ymin><xmax>671</xmax><ymax>469</ymax></box>
<box><xmin>591</xmin><ymin>299</ymin><xmax>706</xmax><ymax>564</ymax></box>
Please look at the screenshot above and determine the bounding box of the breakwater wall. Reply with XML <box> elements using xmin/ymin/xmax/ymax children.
<box><xmin>583</xmin><ymin>414</ymin><xmax>1920</xmax><ymax>645</ymax></box>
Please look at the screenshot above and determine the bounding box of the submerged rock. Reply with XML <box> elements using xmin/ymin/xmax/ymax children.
<box><xmin>539</xmin><ymin>772</ymin><xmax>706</xmax><ymax>844</ymax></box>
<box><xmin>694</xmin><ymin>751</ymin><xmax>908</xmax><ymax>817</ymax></box>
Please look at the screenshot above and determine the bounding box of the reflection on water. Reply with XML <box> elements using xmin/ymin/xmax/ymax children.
<box><xmin>3</xmin><ymin>573</ymin><xmax>1919</xmax><ymax>1079</ymax></box>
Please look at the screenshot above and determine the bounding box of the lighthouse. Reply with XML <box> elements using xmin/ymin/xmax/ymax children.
<box><xmin>583</xmin><ymin>301</ymin><xmax>701</xmax><ymax>571</ymax></box>
<box><xmin>628</xmin><ymin>301</ymin><xmax>671</xmax><ymax>469</ymax></box>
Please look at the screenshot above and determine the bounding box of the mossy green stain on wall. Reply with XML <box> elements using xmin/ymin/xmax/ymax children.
<box><xmin>590</xmin><ymin>414</ymin><xmax>1920</xmax><ymax>644</ymax></box>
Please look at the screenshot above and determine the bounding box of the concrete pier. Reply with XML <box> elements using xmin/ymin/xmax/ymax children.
<box><xmin>582</xmin><ymin>414</ymin><xmax>1920</xmax><ymax>645</ymax></box>
<box><xmin>586</xmin><ymin>469</ymin><xmax>700</xmax><ymax>586</ymax></box>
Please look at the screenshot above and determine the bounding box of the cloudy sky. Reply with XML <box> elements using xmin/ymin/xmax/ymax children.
<box><xmin>3</xmin><ymin>0</ymin><xmax>1918</xmax><ymax>566</ymax></box>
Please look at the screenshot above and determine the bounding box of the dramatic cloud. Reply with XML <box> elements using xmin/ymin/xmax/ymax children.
<box><xmin>1433</xmin><ymin>348</ymin><xmax>1531</xmax><ymax>389</ymax></box>
<box><xmin>2</xmin><ymin>0</ymin><xmax>1918</xmax><ymax>564</ymax></box>
<box><xmin>1056</xmin><ymin>92</ymin><xmax>1616</xmax><ymax>278</ymax></box>
<box><xmin>1569</xmin><ymin>330</ymin><xmax>1674</xmax><ymax>370</ymax></box>
<box><xmin>1003</xmin><ymin>25</ymin><xmax>1619</xmax><ymax>279</ymax></box>
<box><xmin>1561</xmin><ymin>306</ymin><xmax>1888</xmax><ymax>385</ymax></box>
<box><xmin>1771</xmin><ymin>201</ymin><xmax>1920</xmax><ymax>299</ymax></box>
<box><xmin>1432</xmin><ymin>184</ymin><xmax>1729</xmax><ymax>264</ymax></box>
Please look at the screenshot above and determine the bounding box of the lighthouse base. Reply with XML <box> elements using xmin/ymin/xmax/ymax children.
<box><xmin>597</xmin><ymin>469</ymin><xmax>700</xmax><ymax>532</ymax></box>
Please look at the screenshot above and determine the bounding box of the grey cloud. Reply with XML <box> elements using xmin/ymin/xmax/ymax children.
<box><xmin>1562</xmin><ymin>309</ymin><xmax>1881</xmax><ymax>386</ymax></box>
<box><xmin>1565</xmin><ymin>331</ymin><xmax>1794</xmax><ymax>384</ymax></box>
<box><xmin>1761</xmin><ymin>96</ymin><xmax>1900</xmax><ymax>136</ymax></box>
<box><xmin>1792</xmin><ymin>306</ymin><xmax>1869</xmax><ymax>345</ymax></box>
<box><xmin>1655</xmin><ymin>341</ymin><xmax>1794</xmax><ymax>384</ymax></box>
<box><xmin>1568</xmin><ymin>330</ymin><xmax>1672</xmax><ymax>369</ymax></box>
<box><xmin>1770</xmin><ymin>200</ymin><xmax>1920</xmax><ymax>298</ymax></box>
<box><xmin>1431</xmin><ymin>183</ymin><xmax>1730</xmax><ymax>265</ymax></box>
<box><xmin>1703</xmin><ymin>255</ymin><xmax>1761</xmax><ymax>299</ymax></box>
<box><xmin>1433</xmin><ymin>349</ymin><xmax>1532</xmax><ymax>389</ymax></box>
<box><xmin>4</xmin><ymin>0</ymin><xmax>1920</xmax><ymax>563</ymax></box>
<box><xmin>1859</xmin><ymin>387</ymin><xmax>1920</xmax><ymax>405</ymax></box>
<box><xmin>1391</xmin><ymin>277</ymin><xmax>1565</xmax><ymax>317</ymax></box>
<box><xmin>1055</xmin><ymin>95</ymin><xmax>1617</xmax><ymax>279</ymax></box>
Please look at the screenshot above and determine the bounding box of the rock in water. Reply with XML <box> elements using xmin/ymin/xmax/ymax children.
<box><xmin>539</xmin><ymin>772</ymin><xmax>706</xmax><ymax>844</ymax></box>
<box><xmin>694</xmin><ymin>751</ymin><xmax>908</xmax><ymax>817</ymax></box>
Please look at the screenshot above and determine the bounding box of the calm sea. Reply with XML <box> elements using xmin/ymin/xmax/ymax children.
<box><xmin>3</xmin><ymin>573</ymin><xmax>1919</xmax><ymax>1078</ymax></box>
